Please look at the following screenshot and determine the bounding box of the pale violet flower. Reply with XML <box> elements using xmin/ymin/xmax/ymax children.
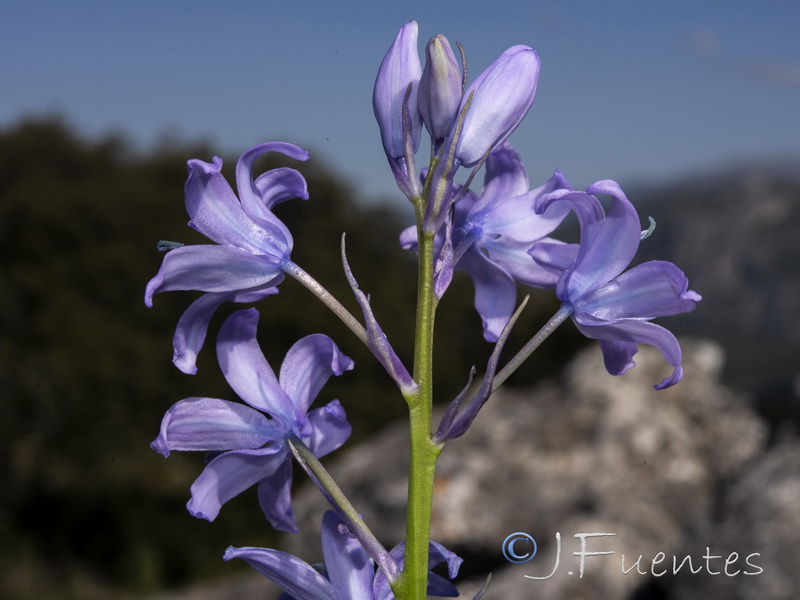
<box><xmin>145</xmin><ymin>142</ymin><xmax>309</xmax><ymax>374</ymax></box>
<box><xmin>402</xmin><ymin>143</ymin><xmax>577</xmax><ymax>341</ymax></box>
<box><xmin>151</xmin><ymin>309</ymin><xmax>353</xmax><ymax>530</ymax></box>
<box><xmin>535</xmin><ymin>180</ymin><xmax>701</xmax><ymax>389</ymax></box>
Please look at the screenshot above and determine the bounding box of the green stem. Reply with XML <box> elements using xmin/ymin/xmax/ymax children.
<box><xmin>392</xmin><ymin>226</ymin><xmax>440</xmax><ymax>600</ymax></box>
<box><xmin>287</xmin><ymin>436</ymin><xmax>399</xmax><ymax>581</ymax></box>
<box><xmin>282</xmin><ymin>259</ymin><xmax>369</xmax><ymax>346</ymax></box>
<box><xmin>492</xmin><ymin>303</ymin><xmax>574</xmax><ymax>391</ymax></box>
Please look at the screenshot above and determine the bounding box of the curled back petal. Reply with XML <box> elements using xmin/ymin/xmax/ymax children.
<box><xmin>279</xmin><ymin>333</ymin><xmax>355</xmax><ymax>418</ymax></box>
<box><xmin>256</xmin><ymin>458</ymin><xmax>297</xmax><ymax>532</ymax></box>
<box><xmin>223</xmin><ymin>546</ymin><xmax>336</xmax><ymax>600</ymax></box>
<box><xmin>144</xmin><ymin>245</ymin><xmax>284</xmax><ymax>306</ymax></box>
<box><xmin>574</xmin><ymin>319</ymin><xmax>684</xmax><ymax>390</ymax></box>
<box><xmin>184</xmin><ymin>156</ymin><xmax>269</xmax><ymax>253</ymax></box>
<box><xmin>187</xmin><ymin>446</ymin><xmax>287</xmax><ymax>521</ymax></box>
<box><xmin>151</xmin><ymin>397</ymin><xmax>282</xmax><ymax>457</ymax></box>
<box><xmin>597</xmin><ymin>338</ymin><xmax>638</xmax><ymax>376</ymax></box>
<box><xmin>171</xmin><ymin>286</ymin><xmax>278</xmax><ymax>375</ymax></box>
<box><xmin>320</xmin><ymin>511</ymin><xmax>375</xmax><ymax>600</ymax></box>
<box><xmin>235</xmin><ymin>142</ymin><xmax>308</xmax><ymax>215</ymax></box>
<box><xmin>254</xmin><ymin>167</ymin><xmax>309</xmax><ymax>210</ymax></box>
<box><xmin>217</xmin><ymin>309</ymin><xmax>294</xmax><ymax>419</ymax></box>
<box><xmin>563</xmin><ymin>181</ymin><xmax>642</xmax><ymax>301</ymax></box>
<box><xmin>573</xmin><ymin>260</ymin><xmax>701</xmax><ymax>322</ymax></box>
<box><xmin>306</xmin><ymin>400</ymin><xmax>352</xmax><ymax>458</ymax></box>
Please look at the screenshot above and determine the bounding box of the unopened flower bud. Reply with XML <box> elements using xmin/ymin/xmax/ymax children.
<box><xmin>419</xmin><ymin>34</ymin><xmax>462</xmax><ymax>141</ymax></box>
<box><xmin>373</xmin><ymin>21</ymin><xmax>423</xmax><ymax>159</ymax></box>
<box><xmin>455</xmin><ymin>45</ymin><xmax>540</xmax><ymax>167</ymax></box>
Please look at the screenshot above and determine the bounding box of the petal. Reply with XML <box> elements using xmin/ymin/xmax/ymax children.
<box><xmin>428</xmin><ymin>540</ymin><xmax>463</xmax><ymax>580</ymax></box>
<box><xmin>528</xmin><ymin>239</ymin><xmax>579</xmax><ymax>278</ymax></box>
<box><xmin>463</xmin><ymin>250</ymin><xmax>517</xmax><ymax>342</ymax></box>
<box><xmin>279</xmin><ymin>334</ymin><xmax>354</xmax><ymax>418</ymax></box>
<box><xmin>573</xmin><ymin>260</ymin><xmax>701</xmax><ymax>322</ymax></box>
<box><xmin>306</xmin><ymin>400</ymin><xmax>352</xmax><ymax>458</ymax></box>
<box><xmin>375</xmin><ymin>541</ymin><xmax>461</xmax><ymax>599</ymax></box>
<box><xmin>217</xmin><ymin>309</ymin><xmax>294</xmax><ymax>418</ymax></box>
<box><xmin>151</xmin><ymin>397</ymin><xmax>281</xmax><ymax>457</ymax></box>
<box><xmin>479</xmin><ymin>167</ymin><xmax>573</xmax><ymax>241</ymax></box>
<box><xmin>235</xmin><ymin>142</ymin><xmax>309</xmax><ymax>220</ymax></box>
<box><xmin>479</xmin><ymin>191</ymin><xmax>564</xmax><ymax>243</ymax></box>
<box><xmin>399</xmin><ymin>224</ymin><xmax>418</xmax><ymax>251</ymax></box>
<box><xmin>472</xmin><ymin>143</ymin><xmax>529</xmax><ymax>214</ymax></box>
<box><xmin>574</xmin><ymin>319</ymin><xmax>684</xmax><ymax>389</ymax></box>
<box><xmin>187</xmin><ymin>446</ymin><xmax>287</xmax><ymax>521</ymax></box>
<box><xmin>255</xmin><ymin>166</ymin><xmax>309</xmax><ymax>210</ymax></box>
<box><xmin>256</xmin><ymin>458</ymin><xmax>297</xmax><ymax>532</ymax></box>
<box><xmin>479</xmin><ymin>237</ymin><xmax>560</xmax><ymax>288</ymax></box>
<box><xmin>184</xmin><ymin>156</ymin><xmax>272</xmax><ymax>253</ymax></box>
<box><xmin>144</xmin><ymin>245</ymin><xmax>284</xmax><ymax>304</ymax></box>
<box><xmin>224</xmin><ymin>546</ymin><xmax>335</xmax><ymax>600</ymax></box>
<box><xmin>172</xmin><ymin>287</ymin><xmax>279</xmax><ymax>375</ymax></box>
<box><xmin>320</xmin><ymin>511</ymin><xmax>374</xmax><ymax>600</ymax></box>
<box><xmin>565</xmin><ymin>181</ymin><xmax>642</xmax><ymax>301</ymax></box>
<box><xmin>598</xmin><ymin>338</ymin><xmax>638</xmax><ymax>376</ymax></box>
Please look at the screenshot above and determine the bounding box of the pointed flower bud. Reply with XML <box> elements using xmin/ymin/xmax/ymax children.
<box><xmin>373</xmin><ymin>20</ymin><xmax>422</xmax><ymax>159</ymax></box>
<box><xmin>455</xmin><ymin>45</ymin><xmax>540</xmax><ymax>167</ymax></box>
<box><xmin>419</xmin><ymin>34</ymin><xmax>462</xmax><ymax>141</ymax></box>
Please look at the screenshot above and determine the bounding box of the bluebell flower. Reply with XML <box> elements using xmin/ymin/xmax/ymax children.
<box><xmin>145</xmin><ymin>142</ymin><xmax>309</xmax><ymax>374</ymax></box>
<box><xmin>225</xmin><ymin>511</ymin><xmax>462</xmax><ymax>599</ymax></box>
<box><xmin>151</xmin><ymin>309</ymin><xmax>353</xmax><ymax>530</ymax></box>
<box><xmin>535</xmin><ymin>180</ymin><xmax>701</xmax><ymax>389</ymax></box>
<box><xmin>402</xmin><ymin>143</ymin><xmax>577</xmax><ymax>341</ymax></box>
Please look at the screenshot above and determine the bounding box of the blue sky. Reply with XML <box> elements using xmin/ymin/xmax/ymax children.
<box><xmin>3</xmin><ymin>0</ymin><xmax>799</xmax><ymax>202</ymax></box>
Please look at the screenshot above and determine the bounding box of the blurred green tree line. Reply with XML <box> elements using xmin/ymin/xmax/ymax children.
<box><xmin>0</xmin><ymin>118</ymin><xmax>582</xmax><ymax>599</ymax></box>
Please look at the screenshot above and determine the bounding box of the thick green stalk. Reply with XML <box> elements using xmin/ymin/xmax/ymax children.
<box><xmin>392</xmin><ymin>225</ymin><xmax>440</xmax><ymax>600</ymax></box>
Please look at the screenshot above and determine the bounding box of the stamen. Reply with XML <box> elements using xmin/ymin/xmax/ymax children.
<box><xmin>640</xmin><ymin>216</ymin><xmax>656</xmax><ymax>240</ymax></box>
<box><xmin>157</xmin><ymin>240</ymin><xmax>184</xmax><ymax>252</ymax></box>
